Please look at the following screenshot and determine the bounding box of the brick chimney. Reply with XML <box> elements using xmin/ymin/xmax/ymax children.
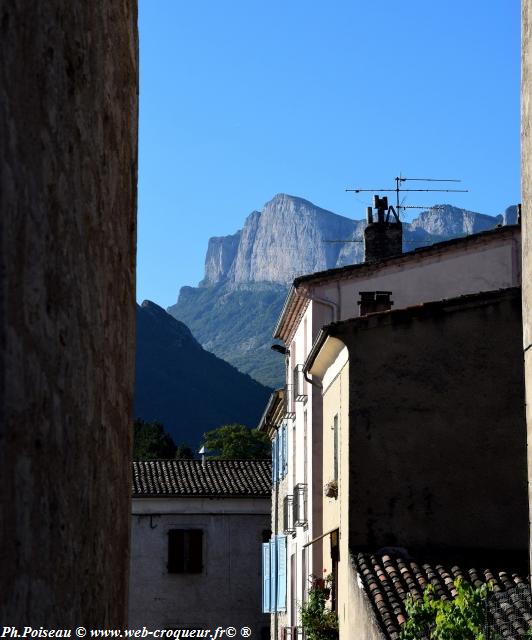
<box><xmin>364</xmin><ymin>195</ymin><xmax>402</xmax><ymax>262</ymax></box>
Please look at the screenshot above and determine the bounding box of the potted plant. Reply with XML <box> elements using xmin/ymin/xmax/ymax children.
<box><xmin>324</xmin><ymin>480</ymin><xmax>338</xmax><ymax>499</ymax></box>
<box><xmin>300</xmin><ymin>573</ymin><xmax>338</xmax><ymax>640</ymax></box>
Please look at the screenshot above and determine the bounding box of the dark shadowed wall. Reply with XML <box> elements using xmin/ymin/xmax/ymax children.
<box><xmin>329</xmin><ymin>289</ymin><xmax>528</xmax><ymax>552</ymax></box>
<box><xmin>0</xmin><ymin>2</ymin><xmax>138</xmax><ymax>625</ymax></box>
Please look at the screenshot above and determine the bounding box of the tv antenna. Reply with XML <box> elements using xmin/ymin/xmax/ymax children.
<box><xmin>323</xmin><ymin>175</ymin><xmax>468</xmax><ymax>245</ymax></box>
<box><xmin>345</xmin><ymin>175</ymin><xmax>468</xmax><ymax>220</ymax></box>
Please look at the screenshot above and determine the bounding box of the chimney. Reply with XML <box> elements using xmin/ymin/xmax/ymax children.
<box><xmin>358</xmin><ymin>291</ymin><xmax>394</xmax><ymax>316</ymax></box>
<box><xmin>364</xmin><ymin>195</ymin><xmax>402</xmax><ymax>262</ymax></box>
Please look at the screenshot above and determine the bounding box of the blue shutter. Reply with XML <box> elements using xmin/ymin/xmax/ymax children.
<box><xmin>276</xmin><ymin>536</ymin><xmax>287</xmax><ymax>611</ymax></box>
<box><xmin>262</xmin><ymin>543</ymin><xmax>271</xmax><ymax>613</ymax></box>
<box><xmin>272</xmin><ymin>436</ymin><xmax>277</xmax><ymax>485</ymax></box>
<box><xmin>282</xmin><ymin>423</ymin><xmax>288</xmax><ymax>478</ymax></box>
<box><xmin>269</xmin><ymin>538</ymin><xmax>277</xmax><ymax>611</ymax></box>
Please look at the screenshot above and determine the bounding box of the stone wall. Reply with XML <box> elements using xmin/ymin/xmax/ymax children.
<box><xmin>522</xmin><ymin>0</ymin><xmax>532</xmax><ymax>573</ymax></box>
<box><xmin>0</xmin><ymin>2</ymin><xmax>138</xmax><ymax>625</ymax></box>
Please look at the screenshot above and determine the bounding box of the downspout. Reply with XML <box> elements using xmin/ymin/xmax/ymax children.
<box><xmin>274</xmin><ymin>473</ymin><xmax>278</xmax><ymax>640</ymax></box>
<box><xmin>298</xmin><ymin>287</ymin><xmax>339</xmax><ymax>323</ymax></box>
<box><xmin>298</xmin><ymin>286</ymin><xmax>339</xmax><ymax>389</ymax></box>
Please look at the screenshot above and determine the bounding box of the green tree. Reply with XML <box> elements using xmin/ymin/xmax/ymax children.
<box><xmin>401</xmin><ymin>578</ymin><xmax>491</xmax><ymax>640</ymax></box>
<box><xmin>133</xmin><ymin>419</ymin><xmax>177</xmax><ymax>460</ymax></box>
<box><xmin>201</xmin><ymin>423</ymin><xmax>270</xmax><ymax>459</ymax></box>
<box><xmin>175</xmin><ymin>443</ymin><xmax>195</xmax><ymax>460</ymax></box>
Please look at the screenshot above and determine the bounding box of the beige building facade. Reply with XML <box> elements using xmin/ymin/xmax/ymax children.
<box><xmin>307</xmin><ymin>288</ymin><xmax>528</xmax><ymax>639</ymax></box>
<box><xmin>268</xmin><ymin>213</ymin><xmax>521</xmax><ymax>639</ymax></box>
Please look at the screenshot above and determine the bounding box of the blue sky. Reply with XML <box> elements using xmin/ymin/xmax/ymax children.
<box><xmin>138</xmin><ymin>0</ymin><xmax>520</xmax><ymax>307</ymax></box>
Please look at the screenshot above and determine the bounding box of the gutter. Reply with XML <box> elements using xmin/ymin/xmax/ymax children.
<box><xmin>273</xmin><ymin>285</ymin><xmax>297</xmax><ymax>340</ymax></box>
<box><xmin>303</xmin><ymin>329</ymin><xmax>329</xmax><ymax>379</ymax></box>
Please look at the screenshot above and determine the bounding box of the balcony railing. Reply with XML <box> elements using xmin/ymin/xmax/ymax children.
<box><xmin>293</xmin><ymin>364</ymin><xmax>307</xmax><ymax>402</ymax></box>
<box><xmin>293</xmin><ymin>483</ymin><xmax>308</xmax><ymax>527</ymax></box>
<box><xmin>284</xmin><ymin>384</ymin><xmax>295</xmax><ymax>418</ymax></box>
<box><xmin>283</xmin><ymin>495</ymin><xmax>295</xmax><ymax>534</ymax></box>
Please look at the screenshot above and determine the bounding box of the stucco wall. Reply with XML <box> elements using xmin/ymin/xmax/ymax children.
<box><xmin>0</xmin><ymin>2</ymin><xmax>138</xmax><ymax>626</ymax></box>
<box><xmin>346</xmin><ymin>557</ymin><xmax>385</xmax><ymax>640</ymax></box>
<box><xmin>130</xmin><ymin>498</ymin><xmax>270</xmax><ymax>633</ymax></box>
<box><xmin>522</xmin><ymin>0</ymin><xmax>532</xmax><ymax>573</ymax></box>
<box><xmin>331</xmin><ymin>289</ymin><xmax>527</xmax><ymax>552</ymax></box>
<box><xmin>312</xmin><ymin>229</ymin><xmax>521</xmax><ymax>323</ymax></box>
<box><xmin>320</xmin><ymin>352</ymin><xmax>350</xmax><ymax>638</ymax></box>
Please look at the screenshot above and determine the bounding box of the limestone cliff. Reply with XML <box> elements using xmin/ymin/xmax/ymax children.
<box><xmin>200</xmin><ymin>194</ymin><xmax>358</xmax><ymax>286</ymax></box>
<box><xmin>169</xmin><ymin>194</ymin><xmax>516</xmax><ymax>388</ymax></box>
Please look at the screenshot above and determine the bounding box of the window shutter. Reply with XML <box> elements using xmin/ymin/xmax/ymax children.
<box><xmin>282</xmin><ymin>423</ymin><xmax>288</xmax><ymax>478</ymax></box>
<box><xmin>168</xmin><ymin>529</ymin><xmax>202</xmax><ymax>574</ymax></box>
<box><xmin>277</xmin><ymin>430</ymin><xmax>283</xmax><ymax>481</ymax></box>
<box><xmin>269</xmin><ymin>538</ymin><xmax>277</xmax><ymax>612</ymax></box>
<box><xmin>276</xmin><ymin>536</ymin><xmax>287</xmax><ymax>611</ymax></box>
<box><xmin>272</xmin><ymin>436</ymin><xmax>278</xmax><ymax>485</ymax></box>
<box><xmin>262</xmin><ymin>542</ymin><xmax>271</xmax><ymax>613</ymax></box>
<box><xmin>186</xmin><ymin>529</ymin><xmax>203</xmax><ymax>573</ymax></box>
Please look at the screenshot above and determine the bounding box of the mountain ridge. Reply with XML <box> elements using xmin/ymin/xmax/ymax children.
<box><xmin>168</xmin><ymin>193</ymin><xmax>517</xmax><ymax>388</ymax></box>
<box><xmin>135</xmin><ymin>300</ymin><xmax>271</xmax><ymax>446</ymax></box>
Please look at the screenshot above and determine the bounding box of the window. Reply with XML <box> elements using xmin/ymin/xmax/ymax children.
<box><xmin>293</xmin><ymin>484</ymin><xmax>307</xmax><ymax>526</ymax></box>
<box><xmin>283</xmin><ymin>495</ymin><xmax>295</xmax><ymax>534</ymax></box>
<box><xmin>168</xmin><ymin>529</ymin><xmax>203</xmax><ymax>573</ymax></box>
<box><xmin>294</xmin><ymin>365</ymin><xmax>307</xmax><ymax>401</ymax></box>
<box><xmin>273</xmin><ymin>423</ymin><xmax>288</xmax><ymax>484</ymax></box>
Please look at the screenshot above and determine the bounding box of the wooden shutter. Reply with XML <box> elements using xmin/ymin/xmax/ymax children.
<box><xmin>262</xmin><ymin>542</ymin><xmax>271</xmax><ymax>613</ymax></box>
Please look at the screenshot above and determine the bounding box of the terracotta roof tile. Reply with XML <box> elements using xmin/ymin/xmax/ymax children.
<box><xmin>132</xmin><ymin>459</ymin><xmax>271</xmax><ymax>497</ymax></box>
<box><xmin>354</xmin><ymin>551</ymin><xmax>528</xmax><ymax>639</ymax></box>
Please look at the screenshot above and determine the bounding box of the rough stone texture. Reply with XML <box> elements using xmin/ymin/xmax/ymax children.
<box><xmin>201</xmin><ymin>229</ymin><xmax>242</xmax><ymax>286</ymax></box>
<box><xmin>522</xmin><ymin>0</ymin><xmax>532</xmax><ymax>574</ymax></box>
<box><xmin>0</xmin><ymin>2</ymin><xmax>138</xmax><ymax>626</ymax></box>
<box><xmin>408</xmin><ymin>205</ymin><xmax>501</xmax><ymax>236</ymax></box>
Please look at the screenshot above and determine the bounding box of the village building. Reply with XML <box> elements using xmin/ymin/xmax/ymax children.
<box><xmin>264</xmin><ymin>200</ymin><xmax>522</xmax><ymax>639</ymax></box>
<box><xmin>305</xmin><ymin>286</ymin><xmax>528</xmax><ymax>639</ymax></box>
<box><xmin>129</xmin><ymin>459</ymin><xmax>271</xmax><ymax>635</ymax></box>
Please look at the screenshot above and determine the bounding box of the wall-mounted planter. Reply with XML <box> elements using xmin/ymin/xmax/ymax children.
<box><xmin>324</xmin><ymin>480</ymin><xmax>338</xmax><ymax>499</ymax></box>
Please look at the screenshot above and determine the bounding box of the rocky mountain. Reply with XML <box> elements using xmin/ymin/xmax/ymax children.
<box><xmin>201</xmin><ymin>194</ymin><xmax>359</xmax><ymax>285</ymax></box>
<box><xmin>135</xmin><ymin>301</ymin><xmax>271</xmax><ymax>447</ymax></box>
<box><xmin>169</xmin><ymin>194</ymin><xmax>517</xmax><ymax>388</ymax></box>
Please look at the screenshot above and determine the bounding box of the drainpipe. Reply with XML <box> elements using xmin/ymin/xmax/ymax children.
<box><xmin>297</xmin><ymin>287</ymin><xmax>338</xmax><ymax>389</ymax></box>
<box><xmin>298</xmin><ymin>287</ymin><xmax>339</xmax><ymax>323</ymax></box>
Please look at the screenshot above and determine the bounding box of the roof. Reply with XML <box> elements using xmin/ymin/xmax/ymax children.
<box><xmin>354</xmin><ymin>551</ymin><xmax>529</xmax><ymax>640</ymax></box>
<box><xmin>132</xmin><ymin>459</ymin><xmax>271</xmax><ymax>498</ymax></box>
<box><xmin>294</xmin><ymin>224</ymin><xmax>519</xmax><ymax>288</ymax></box>
<box><xmin>304</xmin><ymin>287</ymin><xmax>521</xmax><ymax>374</ymax></box>
<box><xmin>257</xmin><ymin>388</ymin><xmax>285</xmax><ymax>435</ymax></box>
<box><xmin>274</xmin><ymin>224</ymin><xmax>520</xmax><ymax>342</ymax></box>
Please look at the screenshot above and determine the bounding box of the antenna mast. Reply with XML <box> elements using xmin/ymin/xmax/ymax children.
<box><xmin>346</xmin><ymin>175</ymin><xmax>468</xmax><ymax>219</ymax></box>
